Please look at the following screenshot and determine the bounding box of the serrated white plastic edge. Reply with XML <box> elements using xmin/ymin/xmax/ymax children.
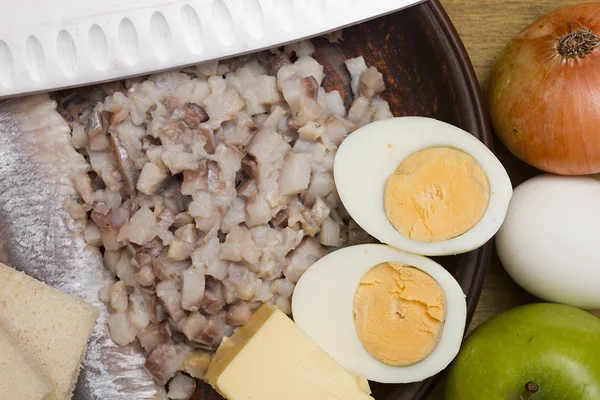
<box><xmin>0</xmin><ymin>0</ymin><xmax>424</xmax><ymax>98</ymax></box>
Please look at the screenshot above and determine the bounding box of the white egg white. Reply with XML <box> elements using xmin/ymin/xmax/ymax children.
<box><xmin>333</xmin><ymin>116</ymin><xmax>513</xmax><ymax>256</ymax></box>
<box><xmin>291</xmin><ymin>244</ymin><xmax>467</xmax><ymax>384</ymax></box>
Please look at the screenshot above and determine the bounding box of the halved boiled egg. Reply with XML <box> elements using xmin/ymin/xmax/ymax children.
<box><xmin>291</xmin><ymin>244</ymin><xmax>466</xmax><ymax>384</ymax></box>
<box><xmin>333</xmin><ymin>116</ymin><xmax>512</xmax><ymax>256</ymax></box>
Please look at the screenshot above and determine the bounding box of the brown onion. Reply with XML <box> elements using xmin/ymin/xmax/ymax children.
<box><xmin>487</xmin><ymin>3</ymin><xmax>600</xmax><ymax>175</ymax></box>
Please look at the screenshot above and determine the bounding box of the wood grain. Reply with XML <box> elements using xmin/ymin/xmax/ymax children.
<box><xmin>441</xmin><ymin>0</ymin><xmax>586</xmax><ymax>86</ymax></box>
<box><xmin>428</xmin><ymin>1</ymin><xmax>597</xmax><ymax>398</ymax></box>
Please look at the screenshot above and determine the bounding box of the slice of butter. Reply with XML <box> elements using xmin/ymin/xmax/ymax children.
<box><xmin>0</xmin><ymin>263</ymin><xmax>98</xmax><ymax>400</ymax></box>
<box><xmin>0</xmin><ymin>326</ymin><xmax>53</xmax><ymax>400</ymax></box>
<box><xmin>205</xmin><ymin>304</ymin><xmax>374</xmax><ymax>400</ymax></box>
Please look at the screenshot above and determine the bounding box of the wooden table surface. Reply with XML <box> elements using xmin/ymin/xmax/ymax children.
<box><xmin>426</xmin><ymin>0</ymin><xmax>596</xmax><ymax>398</ymax></box>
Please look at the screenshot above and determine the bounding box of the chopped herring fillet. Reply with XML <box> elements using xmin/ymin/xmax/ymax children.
<box><xmin>226</xmin><ymin>264</ymin><xmax>262</xmax><ymax>301</ymax></box>
<box><xmin>137</xmin><ymin>162</ymin><xmax>167</xmax><ymax>195</ymax></box>
<box><xmin>285</xmin><ymin>237</ymin><xmax>328</xmax><ymax>283</ymax></box>
<box><xmin>298</xmin><ymin>121</ymin><xmax>325</xmax><ymax>142</ymax></box>
<box><xmin>326</xmin><ymin>90</ymin><xmax>346</xmax><ymax>117</ymax></box>
<box><xmin>167</xmin><ymin>372</ymin><xmax>196</xmax><ymax>400</ymax></box>
<box><xmin>272</xmin><ymin>279</ymin><xmax>295</xmax><ymax>297</ymax></box>
<box><xmin>345</xmin><ymin>56</ymin><xmax>368</xmax><ymax>96</ymax></box>
<box><xmin>221</xmin><ymin>226</ymin><xmax>262</xmax><ymax>264</ymax></box>
<box><xmin>319</xmin><ymin>217</ymin><xmax>342</xmax><ymax>247</ymax></box>
<box><xmin>180</xmin><ymin>266</ymin><xmax>206</xmax><ymax>312</ymax></box>
<box><xmin>110</xmin><ymin>281</ymin><xmax>128</xmax><ymax>313</ymax></box>
<box><xmin>156</xmin><ymin>280</ymin><xmax>184</xmax><ymax>322</ymax></box>
<box><xmin>129</xmin><ymin>288</ymin><xmax>151</xmax><ymax>331</ymax></box>
<box><xmin>137</xmin><ymin>323</ymin><xmax>172</xmax><ymax>354</ymax></box>
<box><xmin>84</xmin><ymin>222</ymin><xmax>102</xmax><ymax>246</ymax></box>
<box><xmin>324</xmin><ymin>116</ymin><xmax>352</xmax><ymax>146</ymax></box>
<box><xmin>304</xmin><ymin>172</ymin><xmax>335</xmax><ymax>206</ymax></box>
<box><xmin>279</xmin><ymin>152</ymin><xmax>311</xmax><ymax>196</ymax></box>
<box><xmin>285</xmin><ymin>40</ymin><xmax>316</xmax><ymax>58</ymax></box>
<box><xmin>348</xmin><ymin>96</ymin><xmax>374</xmax><ymax>126</ymax></box>
<box><xmin>144</xmin><ymin>343</ymin><xmax>179</xmax><ymax>386</ymax></box>
<box><xmin>247</xmin><ymin>128</ymin><xmax>291</xmax><ymax>168</ymax></box>
<box><xmin>204</xmin><ymin>90</ymin><xmax>245</xmax><ymax>123</ymax></box>
<box><xmin>372</xmin><ymin>97</ymin><xmax>395</xmax><ymax>121</ymax></box>
<box><xmin>108</xmin><ymin>311</ymin><xmax>138</xmax><ymax>346</ymax></box>
<box><xmin>136</xmin><ymin>265</ymin><xmax>156</xmax><ymax>287</ymax></box>
<box><xmin>358</xmin><ymin>66</ymin><xmax>386</xmax><ymax>99</ymax></box>
<box><xmin>226</xmin><ymin>301</ymin><xmax>253</xmax><ymax>326</ymax></box>
<box><xmin>89</xmin><ymin>151</ymin><xmax>122</xmax><ymax>192</ymax></box>
<box><xmin>221</xmin><ymin>197</ymin><xmax>246</xmax><ymax>233</ymax></box>
<box><xmin>182</xmin><ymin>311</ymin><xmax>208</xmax><ymax>342</ymax></box>
<box><xmin>117</xmin><ymin>206</ymin><xmax>157</xmax><ymax>245</ymax></box>
<box><xmin>86</xmin><ymin>109</ymin><xmax>109</xmax><ymax>150</ymax></box>
<box><xmin>202</xmin><ymin>279</ymin><xmax>226</xmax><ymax>314</ymax></box>
<box><xmin>54</xmin><ymin>44</ymin><xmax>394</xmax><ymax>397</ymax></box>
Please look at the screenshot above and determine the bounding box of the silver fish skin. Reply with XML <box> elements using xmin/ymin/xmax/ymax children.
<box><xmin>0</xmin><ymin>94</ymin><xmax>159</xmax><ymax>399</ymax></box>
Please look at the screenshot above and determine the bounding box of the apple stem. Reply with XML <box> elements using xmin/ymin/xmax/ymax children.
<box><xmin>522</xmin><ymin>382</ymin><xmax>539</xmax><ymax>399</ymax></box>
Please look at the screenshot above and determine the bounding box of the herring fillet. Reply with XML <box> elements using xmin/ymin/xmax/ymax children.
<box><xmin>0</xmin><ymin>94</ymin><xmax>158</xmax><ymax>399</ymax></box>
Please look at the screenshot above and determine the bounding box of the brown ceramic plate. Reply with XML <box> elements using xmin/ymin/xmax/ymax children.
<box><xmin>193</xmin><ymin>0</ymin><xmax>492</xmax><ymax>399</ymax></box>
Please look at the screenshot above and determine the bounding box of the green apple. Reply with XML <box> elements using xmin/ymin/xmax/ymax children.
<box><xmin>445</xmin><ymin>303</ymin><xmax>600</xmax><ymax>400</ymax></box>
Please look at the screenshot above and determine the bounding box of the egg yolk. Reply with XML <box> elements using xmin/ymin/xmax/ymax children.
<box><xmin>353</xmin><ymin>262</ymin><xmax>446</xmax><ymax>366</ymax></box>
<box><xmin>384</xmin><ymin>146</ymin><xmax>490</xmax><ymax>242</ymax></box>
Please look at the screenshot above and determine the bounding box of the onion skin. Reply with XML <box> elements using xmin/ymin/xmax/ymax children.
<box><xmin>487</xmin><ymin>3</ymin><xmax>600</xmax><ymax>175</ymax></box>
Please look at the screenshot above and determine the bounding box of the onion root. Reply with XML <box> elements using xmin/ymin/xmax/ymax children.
<box><xmin>557</xmin><ymin>22</ymin><xmax>600</xmax><ymax>60</ymax></box>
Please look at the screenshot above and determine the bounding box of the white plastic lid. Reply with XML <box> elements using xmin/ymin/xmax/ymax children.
<box><xmin>0</xmin><ymin>0</ymin><xmax>423</xmax><ymax>99</ymax></box>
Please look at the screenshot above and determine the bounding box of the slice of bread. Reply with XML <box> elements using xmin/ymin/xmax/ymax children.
<box><xmin>0</xmin><ymin>263</ymin><xmax>99</xmax><ymax>400</ymax></box>
<box><xmin>0</xmin><ymin>325</ymin><xmax>54</xmax><ymax>400</ymax></box>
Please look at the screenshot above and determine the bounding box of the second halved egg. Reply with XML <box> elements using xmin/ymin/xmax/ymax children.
<box><xmin>291</xmin><ymin>244</ymin><xmax>467</xmax><ymax>384</ymax></box>
<box><xmin>333</xmin><ymin>116</ymin><xmax>512</xmax><ymax>256</ymax></box>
